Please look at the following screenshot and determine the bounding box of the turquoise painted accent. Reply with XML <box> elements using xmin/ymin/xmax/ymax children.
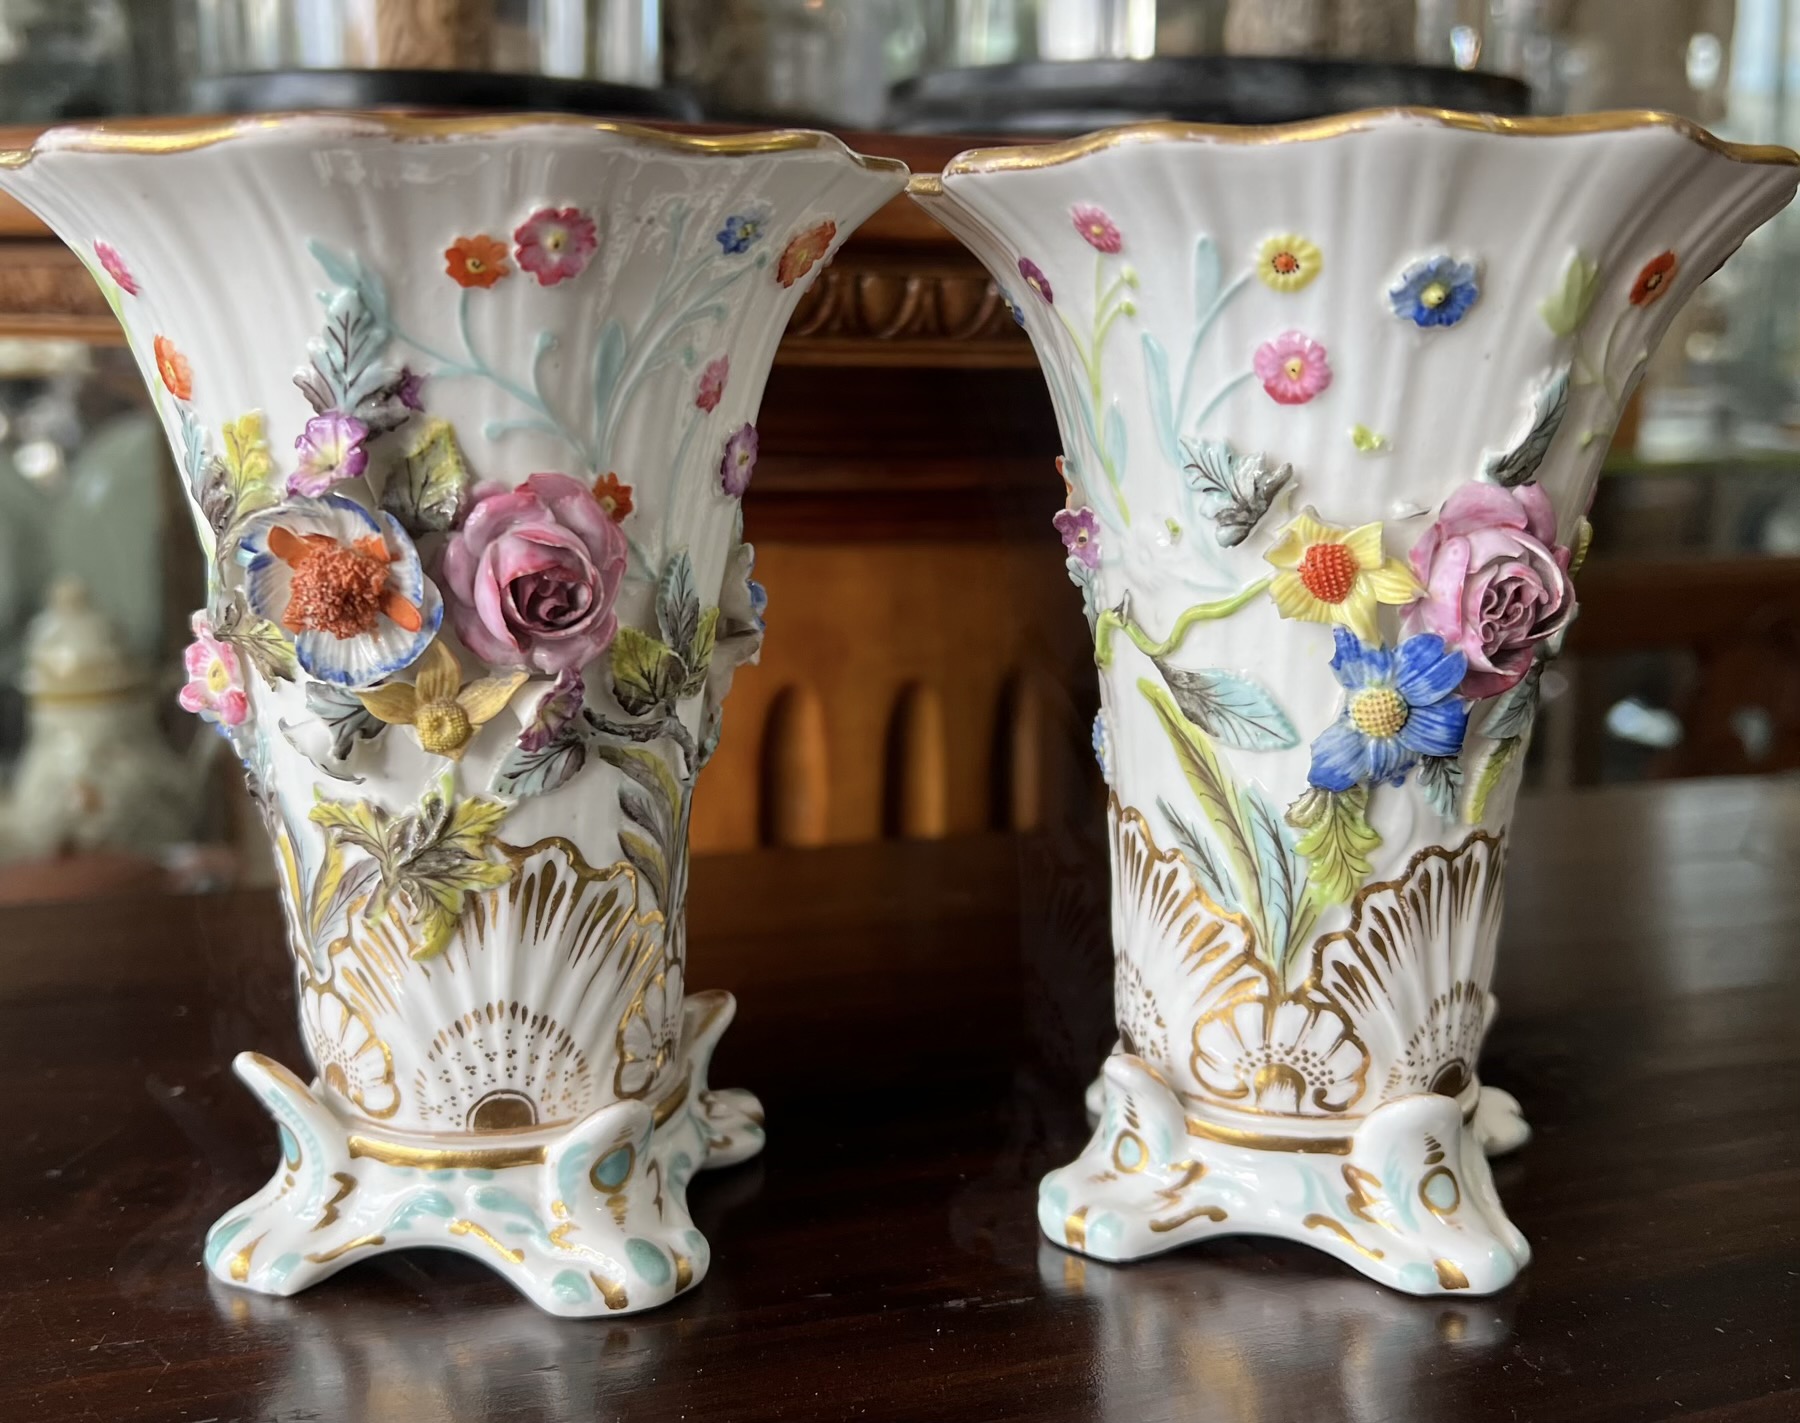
<box><xmin>268</xmin><ymin>1252</ymin><xmax>303</xmax><ymax>1286</ymax></box>
<box><xmin>463</xmin><ymin>1169</ymin><xmax>496</xmax><ymax>1180</ymax></box>
<box><xmin>625</xmin><ymin>1238</ymin><xmax>672</xmax><ymax>1287</ymax></box>
<box><xmin>277</xmin><ymin>1124</ymin><xmax>299</xmax><ymax>1165</ymax></box>
<box><xmin>204</xmin><ymin>1217</ymin><xmax>249</xmax><ymax>1270</ymax></box>
<box><xmin>1383</xmin><ymin>1149</ymin><xmax>1420</xmax><ymax>1230</ymax></box>
<box><xmin>1116</xmin><ymin>1133</ymin><xmax>1144</xmax><ymax>1170</ymax></box>
<box><xmin>593</xmin><ymin>1147</ymin><xmax>632</xmax><ymax>1192</ymax></box>
<box><xmin>1399</xmin><ymin>1261</ymin><xmax>1438</xmax><ymax>1293</ymax></box>
<box><xmin>1088</xmin><ymin>1212</ymin><xmax>1123</xmax><ymax>1255</ymax></box>
<box><xmin>555</xmin><ymin>1142</ymin><xmax>590</xmax><ymax>1207</ymax></box>
<box><xmin>682</xmin><ymin>1229</ymin><xmax>706</xmax><ymax>1256</ymax></box>
<box><xmin>385</xmin><ymin>1190</ymin><xmax>456</xmax><ymax>1233</ymax></box>
<box><xmin>471</xmin><ymin>1186</ymin><xmax>549</xmax><ymax>1245</ymax></box>
<box><xmin>427</xmin><ymin>1169</ymin><xmax>456</xmax><ymax>1181</ymax></box>
<box><xmin>551</xmin><ymin>1270</ymin><xmax>592</xmax><ymax>1305</ymax></box>
<box><xmin>667</xmin><ymin>1151</ymin><xmax>694</xmax><ymax>1192</ymax></box>
<box><xmin>1423</xmin><ymin>1170</ymin><xmax>1458</xmax><ymax>1211</ymax></box>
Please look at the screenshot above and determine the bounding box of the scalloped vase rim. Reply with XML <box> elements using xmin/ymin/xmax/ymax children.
<box><xmin>0</xmin><ymin>111</ymin><xmax>911</xmax><ymax>176</ymax></box>
<box><xmin>907</xmin><ymin>106</ymin><xmax>1800</xmax><ymax>189</ymax></box>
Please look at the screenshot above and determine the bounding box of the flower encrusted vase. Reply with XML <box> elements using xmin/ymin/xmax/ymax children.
<box><xmin>915</xmin><ymin>112</ymin><xmax>1799</xmax><ymax>1295</ymax></box>
<box><xmin>0</xmin><ymin>115</ymin><xmax>904</xmax><ymax>1315</ymax></box>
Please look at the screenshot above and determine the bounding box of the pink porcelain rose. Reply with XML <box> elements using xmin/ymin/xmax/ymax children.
<box><xmin>441</xmin><ymin>472</ymin><xmax>627</xmax><ymax>675</ymax></box>
<box><xmin>1407</xmin><ymin>482</ymin><xmax>1574</xmax><ymax>699</ymax></box>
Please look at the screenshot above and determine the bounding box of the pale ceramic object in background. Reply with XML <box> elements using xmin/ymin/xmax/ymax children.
<box><xmin>914</xmin><ymin>111</ymin><xmax>1798</xmax><ymax>1294</ymax></box>
<box><xmin>2</xmin><ymin>578</ymin><xmax>202</xmax><ymax>863</ymax></box>
<box><xmin>0</xmin><ymin>115</ymin><xmax>905</xmax><ymax>1315</ymax></box>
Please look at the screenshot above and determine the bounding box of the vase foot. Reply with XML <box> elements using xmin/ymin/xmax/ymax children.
<box><xmin>1083</xmin><ymin>1050</ymin><xmax>1530</xmax><ymax>1161</ymax></box>
<box><xmin>1041</xmin><ymin>1053</ymin><xmax>1530</xmax><ymax>1297</ymax></box>
<box><xmin>204</xmin><ymin>990</ymin><xmax>763</xmax><ymax>1317</ymax></box>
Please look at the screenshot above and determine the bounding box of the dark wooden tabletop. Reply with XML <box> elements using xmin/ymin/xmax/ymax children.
<box><xmin>2</xmin><ymin>777</ymin><xmax>1798</xmax><ymax>1423</ymax></box>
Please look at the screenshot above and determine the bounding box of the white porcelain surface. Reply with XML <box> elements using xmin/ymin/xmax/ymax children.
<box><xmin>0</xmin><ymin>114</ymin><xmax>905</xmax><ymax>1315</ymax></box>
<box><xmin>915</xmin><ymin>111</ymin><xmax>1798</xmax><ymax>1294</ymax></box>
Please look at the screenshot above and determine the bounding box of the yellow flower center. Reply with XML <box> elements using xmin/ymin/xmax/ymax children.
<box><xmin>1350</xmin><ymin>688</ymin><xmax>1409</xmax><ymax>739</ymax></box>
<box><xmin>1284</xmin><ymin>356</ymin><xmax>1306</xmax><ymax>381</ymax></box>
<box><xmin>205</xmin><ymin>659</ymin><xmax>231</xmax><ymax>694</ymax></box>
<box><xmin>1420</xmin><ymin>281</ymin><xmax>1449</xmax><ymax>309</ymax></box>
<box><xmin>415</xmin><ymin>699</ymin><xmax>473</xmax><ymax>756</ymax></box>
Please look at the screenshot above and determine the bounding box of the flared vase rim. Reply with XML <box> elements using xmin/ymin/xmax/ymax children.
<box><xmin>0</xmin><ymin>110</ymin><xmax>910</xmax><ymax>178</ymax></box>
<box><xmin>908</xmin><ymin>105</ymin><xmax>1799</xmax><ymax>193</ymax></box>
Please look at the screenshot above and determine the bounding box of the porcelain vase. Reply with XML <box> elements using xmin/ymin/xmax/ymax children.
<box><xmin>913</xmin><ymin>111</ymin><xmax>1798</xmax><ymax>1295</ymax></box>
<box><xmin>0</xmin><ymin>114</ymin><xmax>904</xmax><ymax>1315</ymax></box>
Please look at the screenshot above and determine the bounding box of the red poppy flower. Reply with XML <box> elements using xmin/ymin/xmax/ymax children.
<box><xmin>591</xmin><ymin>472</ymin><xmax>634</xmax><ymax>523</ymax></box>
<box><xmin>776</xmin><ymin>221</ymin><xmax>837</xmax><ymax>288</ymax></box>
<box><xmin>154</xmin><ymin>335</ymin><xmax>192</xmax><ymax>400</ymax></box>
<box><xmin>445</xmin><ymin>234</ymin><xmax>511</xmax><ymax>289</ymax></box>
<box><xmin>1629</xmin><ymin>250</ymin><xmax>1678</xmax><ymax>306</ymax></box>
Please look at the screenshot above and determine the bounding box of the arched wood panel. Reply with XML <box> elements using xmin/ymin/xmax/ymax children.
<box><xmin>690</xmin><ymin>542</ymin><xmax>1092</xmax><ymax>853</ymax></box>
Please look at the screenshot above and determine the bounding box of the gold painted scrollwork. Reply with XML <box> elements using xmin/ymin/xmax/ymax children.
<box><xmin>1111</xmin><ymin>797</ymin><xmax>1506</xmax><ymax>1123</ymax></box>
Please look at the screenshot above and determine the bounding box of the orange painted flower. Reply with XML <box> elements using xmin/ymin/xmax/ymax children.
<box><xmin>154</xmin><ymin>335</ymin><xmax>192</xmax><ymax>400</ymax></box>
<box><xmin>1629</xmin><ymin>250</ymin><xmax>1677</xmax><ymax>306</ymax></box>
<box><xmin>777</xmin><ymin>221</ymin><xmax>837</xmax><ymax>288</ymax></box>
<box><xmin>445</xmin><ymin>234</ymin><xmax>511</xmax><ymax>289</ymax></box>
<box><xmin>592</xmin><ymin>472</ymin><xmax>634</xmax><ymax>523</ymax></box>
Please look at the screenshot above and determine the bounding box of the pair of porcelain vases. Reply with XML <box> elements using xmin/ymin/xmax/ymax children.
<box><xmin>3</xmin><ymin>109</ymin><xmax>1793</xmax><ymax>1313</ymax></box>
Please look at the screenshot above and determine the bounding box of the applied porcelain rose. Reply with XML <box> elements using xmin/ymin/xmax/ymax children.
<box><xmin>913</xmin><ymin>111</ymin><xmax>1798</xmax><ymax>1294</ymax></box>
<box><xmin>0</xmin><ymin>114</ymin><xmax>905</xmax><ymax>1315</ymax></box>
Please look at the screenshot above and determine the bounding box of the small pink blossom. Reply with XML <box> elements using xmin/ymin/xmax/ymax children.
<box><xmin>289</xmin><ymin>412</ymin><xmax>371</xmax><ymax>496</ymax></box>
<box><xmin>1254</xmin><ymin>330</ymin><xmax>1332</xmax><ymax>406</ymax></box>
<box><xmin>696</xmin><ymin>355</ymin><xmax>729</xmax><ymax>413</ymax></box>
<box><xmin>178</xmin><ymin>612</ymin><xmax>249</xmax><ymax>726</ymax></box>
<box><xmin>95</xmin><ymin>240</ymin><xmax>139</xmax><ymax>296</ymax></box>
<box><xmin>721</xmin><ymin>424</ymin><xmax>758</xmax><ymax>498</ymax></box>
<box><xmin>1018</xmin><ymin>257</ymin><xmax>1054</xmax><ymax>305</ymax></box>
<box><xmin>515</xmin><ymin>206</ymin><xmax>599</xmax><ymax>287</ymax></box>
<box><xmin>1071</xmin><ymin>204</ymin><xmax>1122</xmax><ymax>254</ymax></box>
<box><xmin>1054</xmin><ymin>506</ymin><xmax>1101</xmax><ymax>570</ymax></box>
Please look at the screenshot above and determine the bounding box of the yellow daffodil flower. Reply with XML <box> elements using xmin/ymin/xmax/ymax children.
<box><xmin>356</xmin><ymin>640</ymin><xmax>527</xmax><ymax>761</ymax></box>
<box><xmin>1264</xmin><ymin>508</ymin><xmax>1419</xmax><ymax>643</ymax></box>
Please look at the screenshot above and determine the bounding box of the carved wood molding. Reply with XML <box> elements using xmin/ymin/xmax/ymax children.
<box><xmin>777</xmin><ymin>247</ymin><xmax>1037</xmax><ymax>369</ymax></box>
<box><xmin>0</xmin><ymin>243</ymin><xmax>120</xmax><ymax>342</ymax></box>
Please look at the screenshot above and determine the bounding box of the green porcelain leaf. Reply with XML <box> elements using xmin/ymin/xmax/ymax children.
<box><xmin>381</xmin><ymin>419</ymin><xmax>470</xmax><ymax>535</ymax></box>
<box><xmin>306</xmin><ymin>680</ymin><xmax>388</xmax><ymax>762</ymax></box>
<box><xmin>1182</xmin><ymin>438</ymin><xmax>1292</xmax><ymax>548</ymax></box>
<box><xmin>1244</xmin><ymin>785</ymin><xmax>1312</xmax><ymax>973</ymax></box>
<box><xmin>618</xmin><ymin>829</ymin><xmax>667</xmax><ymax>908</ymax></box>
<box><xmin>656</xmin><ymin>549</ymin><xmax>702</xmax><ymax>663</ymax></box>
<box><xmin>1467</xmin><ymin>737</ymin><xmax>1524</xmax><ymax>822</ymax></box>
<box><xmin>1285</xmin><ymin>786</ymin><xmax>1381</xmax><ymax>907</ymax></box>
<box><xmin>1481</xmin><ymin>661</ymin><xmax>1545</xmax><ymax>741</ymax></box>
<box><xmin>1154</xmin><ymin>659</ymin><xmax>1299</xmax><ymax>751</ymax></box>
<box><xmin>218</xmin><ymin>606</ymin><xmax>298</xmax><ymax>685</ymax></box>
<box><xmin>610</xmin><ymin>626</ymin><xmax>681</xmax><ymax>717</ymax></box>
<box><xmin>1415</xmin><ymin>755</ymin><xmax>1465</xmax><ymax>821</ymax></box>
<box><xmin>1142</xmin><ymin>333</ymin><xmax>1179</xmax><ymax>464</ymax></box>
<box><xmin>1141</xmin><ymin>679</ymin><xmax>1266</xmax><ymax>935</ymax></box>
<box><xmin>491</xmin><ymin>735</ymin><xmax>586</xmax><ymax>800</ymax></box>
<box><xmin>1540</xmin><ymin>250</ymin><xmax>1599</xmax><ymax>337</ymax></box>
<box><xmin>1191</xmin><ymin>233</ymin><xmax>1221</xmax><ymax>321</ymax></box>
<box><xmin>1483</xmin><ymin>366</ymin><xmax>1570</xmax><ymax>487</ymax></box>
<box><xmin>1159</xmin><ymin>797</ymin><xmax>1240</xmax><ymax>912</ymax></box>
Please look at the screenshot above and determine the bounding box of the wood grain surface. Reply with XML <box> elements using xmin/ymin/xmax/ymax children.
<box><xmin>1</xmin><ymin>778</ymin><xmax>1796</xmax><ymax>1422</ymax></box>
